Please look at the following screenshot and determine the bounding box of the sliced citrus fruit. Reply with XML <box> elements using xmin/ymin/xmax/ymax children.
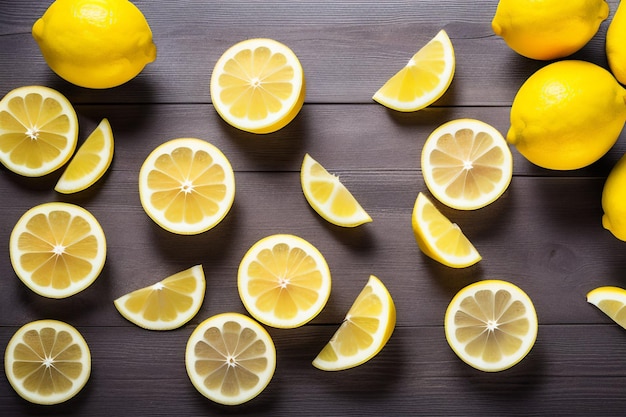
<box><xmin>373</xmin><ymin>29</ymin><xmax>455</xmax><ymax>112</ymax></box>
<box><xmin>421</xmin><ymin>118</ymin><xmax>513</xmax><ymax>210</ymax></box>
<box><xmin>0</xmin><ymin>85</ymin><xmax>78</xmax><ymax>177</ymax></box>
<box><xmin>210</xmin><ymin>38</ymin><xmax>305</xmax><ymax>134</ymax></box>
<box><xmin>55</xmin><ymin>118</ymin><xmax>114</xmax><ymax>194</ymax></box>
<box><xmin>313</xmin><ymin>275</ymin><xmax>396</xmax><ymax>371</ymax></box>
<box><xmin>411</xmin><ymin>192</ymin><xmax>481</xmax><ymax>268</ymax></box>
<box><xmin>114</xmin><ymin>265</ymin><xmax>206</xmax><ymax>330</ymax></box>
<box><xmin>9</xmin><ymin>202</ymin><xmax>107</xmax><ymax>298</ymax></box>
<box><xmin>238</xmin><ymin>234</ymin><xmax>331</xmax><ymax>328</ymax></box>
<box><xmin>587</xmin><ymin>286</ymin><xmax>626</xmax><ymax>329</ymax></box>
<box><xmin>4</xmin><ymin>319</ymin><xmax>91</xmax><ymax>405</ymax></box>
<box><xmin>300</xmin><ymin>153</ymin><xmax>372</xmax><ymax>227</ymax></box>
<box><xmin>444</xmin><ymin>280</ymin><xmax>538</xmax><ymax>372</ymax></box>
<box><xmin>185</xmin><ymin>312</ymin><xmax>276</xmax><ymax>405</ymax></box>
<box><xmin>138</xmin><ymin>137</ymin><xmax>236</xmax><ymax>235</ymax></box>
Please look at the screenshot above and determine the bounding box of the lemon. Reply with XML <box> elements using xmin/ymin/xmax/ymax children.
<box><xmin>411</xmin><ymin>192</ymin><xmax>481</xmax><ymax>268</ymax></box>
<box><xmin>421</xmin><ymin>118</ymin><xmax>513</xmax><ymax>210</ymax></box>
<box><xmin>313</xmin><ymin>275</ymin><xmax>395</xmax><ymax>371</ymax></box>
<box><xmin>507</xmin><ymin>60</ymin><xmax>626</xmax><ymax>170</ymax></box>
<box><xmin>55</xmin><ymin>118</ymin><xmax>114</xmax><ymax>194</ymax></box>
<box><xmin>607</xmin><ymin>0</ymin><xmax>626</xmax><ymax>84</ymax></box>
<box><xmin>587</xmin><ymin>286</ymin><xmax>626</xmax><ymax>329</ymax></box>
<box><xmin>238</xmin><ymin>234</ymin><xmax>331</xmax><ymax>329</ymax></box>
<box><xmin>210</xmin><ymin>38</ymin><xmax>305</xmax><ymax>134</ymax></box>
<box><xmin>32</xmin><ymin>0</ymin><xmax>157</xmax><ymax>89</ymax></box>
<box><xmin>0</xmin><ymin>85</ymin><xmax>78</xmax><ymax>177</ymax></box>
<box><xmin>601</xmin><ymin>153</ymin><xmax>626</xmax><ymax>241</ymax></box>
<box><xmin>138</xmin><ymin>138</ymin><xmax>236</xmax><ymax>235</ymax></box>
<box><xmin>444</xmin><ymin>280</ymin><xmax>538</xmax><ymax>372</ymax></box>
<box><xmin>5</xmin><ymin>319</ymin><xmax>91</xmax><ymax>405</ymax></box>
<box><xmin>185</xmin><ymin>312</ymin><xmax>276</xmax><ymax>405</ymax></box>
<box><xmin>372</xmin><ymin>29</ymin><xmax>455</xmax><ymax>112</ymax></box>
<box><xmin>300</xmin><ymin>153</ymin><xmax>372</xmax><ymax>227</ymax></box>
<box><xmin>114</xmin><ymin>265</ymin><xmax>206</xmax><ymax>331</ymax></box>
<box><xmin>9</xmin><ymin>202</ymin><xmax>107</xmax><ymax>299</ymax></box>
<box><xmin>491</xmin><ymin>0</ymin><xmax>609</xmax><ymax>60</ymax></box>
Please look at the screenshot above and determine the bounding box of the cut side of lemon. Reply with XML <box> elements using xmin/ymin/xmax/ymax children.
<box><xmin>210</xmin><ymin>38</ymin><xmax>305</xmax><ymax>134</ymax></box>
<box><xmin>411</xmin><ymin>192</ymin><xmax>481</xmax><ymax>268</ymax></box>
<box><xmin>0</xmin><ymin>85</ymin><xmax>78</xmax><ymax>177</ymax></box>
<box><xmin>138</xmin><ymin>137</ymin><xmax>236</xmax><ymax>235</ymax></box>
<box><xmin>4</xmin><ymin>319</ymin><xmax>91</xmax><ymax>405</ymax></box>
<box><xmin>185</xmin><ymin>312</ymin><xmax>276</xmax><ymax>405</ymax></box>
<box><xmin>238</xmin><ymin>234</ymin><xmax>331</xmax><ymax>329</ymax></box>
<box><xmin>587</xmin><ymin>286</ymin><xmax>626</xmax><ymax>329</ymax></box>
<box><xmin>114</xmin><ymin>265</ymin><xmax>206</xmax><ymax>330</ymax></box>
<box><xmin>55</xmin><ymin>118</ymin><xmax>114</xmax><ymax>194</ymax></box>
<box><xmin>444</xmin><ymin>280</ymin><xmax>538</xmax><ymax>372</ymax></box>
<box><xmin>373</xmin><ymin>30</ymin><xmax>455</xmax><ymax>112</ymax></box>
<box><xmin>421</xmin><ymin>118</ymin><xmax>513</xmax><ymax>210</ymax></box>
<box><xmin>300</xmin><ymin>153</ymin><xmax>372</xmax><ymax>227</ymax></box>
<box><xmin>313</xmin><ymin>275</ymin><xmax>395</xmax><ymax>371</ymax></box>
<box><xmin>9</xmin><ymin>202</ymin><xmax>107</xmax><ymax>299</ymax></box>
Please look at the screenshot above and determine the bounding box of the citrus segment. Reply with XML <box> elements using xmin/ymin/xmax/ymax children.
<box><xmin>444</xmin><ymin>280</ymin><xmax>538</xmax><ymax>372</ymax></box>
<box><xmin>185</xmin><ymin>312</ymin><xmax>276</xmax><ymax>405</ymax></box>
<box><xmin>313</xmin><ymin>275</ymin><xmax>396</xmax><ymax>371</ymax></box>
<box><xmin>9</xmin><ymin>202</ymin><xmax>107</xmax><ymax>299</ymax></box>
<box><xmin>0</xmin><ymin>85</ymin><xmax>78</xmax><ymax>177</ymax></box>
<box><xmin>300</xmin><ymin>153</ymin><xmax>372</xmax><ymax>227</ymax></box>
<box><xmin>210</xmin><ymin>38</ymin><xmax>305</xmax><ymax>134</ymax></box>
<box><xmin>587</xmin><ymin>286</ymin><xmax>626</xmax><ymax>329</ymax></box>
<box><xmin>238</xmin><ymin>234</ymin><xmax>331</xmax><ymax>328</ymax></box>
<box><xmin>4</xmin><ymin>319</ymin><xmax>91</xmax><ymax>405</ymax></box>
<box><xmin>138</xmin><ymin>138</ymin><xmax>236</xmax><ymax>235</ymax></box>
<box><xmin>114</xmin><ymin>265</ymin><xmax>206</xmax><ymax>330</ymax></box>
<box><xmin>373</xmin><ymin>30</ymin><xmax>455</xmax><ymax>112</ymax></box>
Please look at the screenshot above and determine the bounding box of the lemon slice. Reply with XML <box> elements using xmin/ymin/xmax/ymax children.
<box><xmin>313</xmin><ymin>275</ymin><xmax>396</xmax><ymax>371</ymax></box>
<box><xmin>114</xmin><ymin>265</ymin><xmax>206</xmax><ymax>330</ymax></box>
<box><xmin>444</xmin><ymin>280</ymin><xmax>538</xmax><ymax>372</ymax></box>
<box><xmin>55</xmin><ymin>118</ymin><xmax>114</xmax><ymax>194</ymax></box>
<box><xmin>238</xmin><ymin>234</ymin><xmax>331</xmax><ymax>328</ymax></box>
<box><xmin>421</xmin><ymin>118</ymin><xmax>513</xmax><ymax>210</ymax></box>
<box><xmin>300</xmin><ymin>153</ymin><xmax>372</xmax><ymax>227</ymax></box>
<box><xmin>0</xmin><ymin>85</ymin><xmax>78</xmax><ymax>177</ymax></box>
<box><xmin>373</xmin><ymin>30</ymin><xmax>455</xmax><ymax>112</ymax></box>
<box><xmin>210</xmin><ymin>38</ymin><xmax>305</xmax><ymax>134</ymax></box>
<box><xmin>4</xmin><ymin>319</ymin><xmax>91</xmax><ymax>405</ymax></box>
<box><xmin>185</xmin><ymin>312</ymin><xmax>276</xmax><ymax>405</ymax></box>
<box><xmin>587</xmin><ymin>286</ymin><xmax>626</xmax><ymax>329</ymax></box>
<box><xmin>138</xmin><ymin>137</ymin><xmax>236</xmax><ymax>235</ymax></box>
<box><xmin>411</xmin><ymin>192</ymin><xmax>481</xmax><ymax>268</ymax></box>
<box><xmin>9</xmin><ymin>202</ymin><xmax>107</xmax><ymax>299</ymax></box>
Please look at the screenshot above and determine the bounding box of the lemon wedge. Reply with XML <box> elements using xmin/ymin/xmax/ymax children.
<box><xmin>587</xmin><ymin>286</ymin><xmax>626</xmax><ymax>329</ymax></box>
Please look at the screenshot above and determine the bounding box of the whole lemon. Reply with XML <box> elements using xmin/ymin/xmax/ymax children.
<box><xmin>492</xmin><ymin>0</ymin><xmax>609</xmax><ymax>60</ymax></box>
<box><xmin>32</xmin><ymin>0</ymin><xmax>157</xmax><ymax>89</ymax></box>
<box><xmin>507</xmin><ymin>60</ymin><xmax>626</xmax><ymax>170</ymax></box>
<box><xmin>607</xmin><ymin>0</ymin><xmax>626</xmax><ymax>84</ymax></box>
<box><xmin>602</xmin><ymin>152</ymin><xmax>626</xmax><ymax>241</ymax></box>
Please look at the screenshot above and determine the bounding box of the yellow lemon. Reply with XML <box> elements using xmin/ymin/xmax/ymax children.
<box><xmin>32</xmin><ymin>0</ymin><xmax>157</xmax><ymax>89</ymax></box>
<box><xmin>587</xmin><ymin>286</ymin><xmax>626</xmax><ymax>329</ymax></box>
<box><xmin>607</xmin><ymin>0</ymin><xmax>626</xmax><ymax>84</ymax></box>
<box><xmin>507</xmin><ymin>60</ymin><xmax>626</xmax><ymax>170</ymax></box>
<box><xmin>491</xmin><ymin>0</ymin><xmax>609</xmax><ymax>60</ymax></box>
<box><xmin>601</xmin><ymin>152</ymin><xmax>626</xmax><ymax>241</ymax></box>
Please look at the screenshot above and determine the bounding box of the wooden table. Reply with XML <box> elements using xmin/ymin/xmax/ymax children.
<box><xmin>2</xmin><ymin>1</ymin><xmax>626</xmax><ymax>415</ymax></box>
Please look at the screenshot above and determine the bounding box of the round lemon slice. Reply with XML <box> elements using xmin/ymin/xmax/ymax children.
<box><xmin>300</xmin><ymin>153</ymin><xmax>372</xmax><ymax>227</ymax></box>
<box><xmin>114</xmin><ymin>265</ymin><xmax>206</xmax><ymax>330</ymax></box>
<box><xmin>185</xmin><ymin>312</ymin><xmax>276</xmax><ymax>405</ymax></box>
<box><xmin>444</xmin><ymin>280</ymin><xmax>538</xmax><ymax>372</ymax></box>
<box><xmin>9</xmin><ymin>202</ymin><xmax>107</xmax><ymax>298</ymax></box>
<box><xmin>373</xmin><ymin>29</ymin><xmax>455</xmax><ymax>112</ymax></box>
<box><xmin>313</xmin><ymin>275</ymin><xmax>396</xmax><ymax>371</ymax></box>
<box><xmin>4</xmin><ymin>319</ymin><xmax>91</xmax><ymax>405</ymax></box>
<box><xmin>0</xmin><ymin>85</ymin><xmax>78</xmax><ymax>177</ymax></box>
<box><xmin>138</xmin><ymin>138</ymin><xmax>236</xmax><ymax>235</ymax></box>
<box><xmin>587</xmin><ymin>286</ymin><xmax>626</xmax><ymax>329</ymax></box>
<box><xmin>238</xmin><ymin>234</ymin><xmax>332</xmax><ymax>328</ymax></box>
<box><xmin>210</xmin><ymin>38</ymin><xmax>305</xmax><ymax>134</ymax></box>
<box><xmin>55</xmin><ymin>118</ymin><xmax>114</xmax><ymax>194</ymax></box>
<box><xmin>421</xmin><ymin>118</ymin><xmax>513</xmax><ymax>210</ymax></box>
<box><xmin>411</xmin><ymin>192</ymin><xmax>481</xmax><ymax>268</ymax></box>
